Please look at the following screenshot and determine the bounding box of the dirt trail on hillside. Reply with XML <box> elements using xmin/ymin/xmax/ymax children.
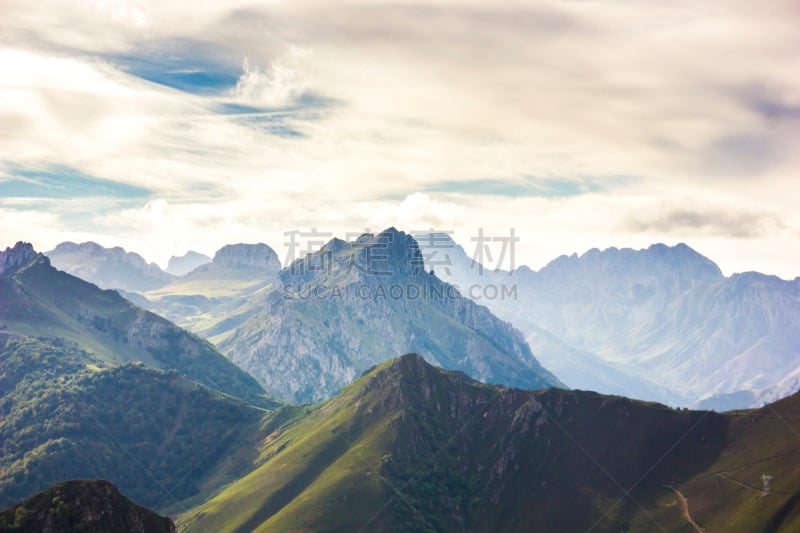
<box><xmin>666</xmin><ymin>486</ymin><xmax>704</xmax><ymax>533</ymax></box>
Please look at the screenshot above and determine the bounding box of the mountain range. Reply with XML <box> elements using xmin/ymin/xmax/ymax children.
<box><xmin>3</xmin><ymin>233</ymin><xmax>800</xmax><ymax>531</ymax></box>
<box><xmin>6</xmin><ymin>355</ymin><xmax>800</xmax><ymax>531</ymax></box>
<box><xmin>215</xmin><ymin>228</ymin><xmax>561</xmax><ymax>402</ymax></box>
<box><xmin>181</xmin><ymin>353</ymin><xmax>800</xmax><ymax>532</ymax></box>
<box><xmin>0</xmin><ymin>242</ymin><xmax>279</xmax><ymax>509</ymax></box>
<box><xmin>415</xmin><ymin>233</ymin><xmax>800</xmax><ymax>410</ymax></box>
<box><xmin>43</xmin><ymin>231</ymin><xmax>800</xmax><ymax>410</ymax></box>
<box><xmin>46</xmin><ymin>241</ymin><xmax>175</xmax><ymax>293</ymax></box>
<box><xmin>55</xmin><ymin>230</ymin><xmax>561</xmax><ymax>403</ymax></box>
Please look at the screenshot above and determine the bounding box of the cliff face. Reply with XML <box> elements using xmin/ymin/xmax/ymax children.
<box><xmin>211</xmin><ymin>243</ymin><xmax>281</xmax><ymax>271</ymax></box>
<box><xmin>220</xmin><ymin>228</ymin><xmax>561</xmax><ymax>403</ymax></box>
<box><xmin>0</xmin><ymin>242</ymin><xmax>43</xmax><ymax>276</ymax></box>
<box><xmin>0</xmin><ymin>479</ymin><xmax>176</xmax><ymax>533</ymax></box>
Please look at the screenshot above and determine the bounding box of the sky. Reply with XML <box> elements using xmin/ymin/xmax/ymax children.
<box><xmin>1</xmin><ymin>0</ymin><xmax>799</xmax><ymax>278</ymax></box>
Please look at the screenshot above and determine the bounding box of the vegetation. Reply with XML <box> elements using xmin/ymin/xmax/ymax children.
<box><xmin>0</xmin><ymin>252</ymin><xmax>278</xmax><ymax>408</ymax></box>
<box><xmin>180</xmin><ymin>353</ymin><xmax>800</xmax><ymax>532</ymax></box>
<box><xmin>0</xmin><ymin>335</ymin><xmax>269</xmax><ymax>511</ymax></box>
<box><xmin>0</xmin><ymin>479</ymin><xmax>175</xmax><ymax>532</ymax></box>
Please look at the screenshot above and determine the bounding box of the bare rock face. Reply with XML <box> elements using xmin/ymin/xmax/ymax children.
<box><xmin>220</xmin><ymin>228</ymin><xmax>561</xmax><ymax>403</ymax></box>
<box><xmin>211</xmin><ymin>243</ymin><xmax>281</xmax><ymax>271</ymax></box>
<box><xmin>0</xmin><ymin>242</ymin><xmax>45</xmax><ymax>276</ymax></box>
<box><xmin>0</xmin><ymin>479</ymin><xmax>176</xmax><ymax>533</ymax></box>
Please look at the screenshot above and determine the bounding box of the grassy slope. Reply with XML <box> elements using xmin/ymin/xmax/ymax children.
<box><xmin>0</xmin><ymin>255</ymin><xmax>277</xmax><ymax>408</ymax></box>
<box><xmin>179</xmin><ymin>360</ymin><xmax>401</xmax><ymax>532</ymax></box>
<box><xmin>139</xmin><ymin>266</ymin><xmax>276</xmax><ymax>340</ymax></box>
<box><xmin>664</xmin><ymin>393</ymin><xmax>800</xmax><ymax>532</ymax></box>
<box><xmin>180</xmin><ymin>354</ymin><xmax>800</xmax><ymax>532</ymax></box>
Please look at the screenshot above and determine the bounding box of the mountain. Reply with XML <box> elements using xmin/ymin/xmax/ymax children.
<box><xmin>165</xmin><ymin>251</ymin><xmax>211</xmax><ymax>276</ymax></box>
<box><xmin>0</xmin><ymin>241</ymin><xmax>274</xmax><ymax>407</ymax></box>
<box><xmin>180</xmin><ymin>353</ymin><xmax>800</xmax><ymax>532</ymax></box>
<box><xmin>133</xmin><ymin>242</ymin><xmax>282</xmax><ymax>334</ymax></box>
<box><xmin>46</xmin><ymin>241</ymin><xmax>175</xmax><ymax>292</ymax></box>
<box><xmin>0</xmin><ymin>334</ymin><xmax>270</xmax><ymax>510</ymax></box>
<box><xmin>216</xmin><ymin>228</ymin><xmax>562</xmax><ymax>403</ymax></box>
<box><xmin>416</xmin><ymin>234</ymin><xmax>800</xmax><ymax>409</ymax></box>
<box><xmin>0</xmin><ymin>242</ymin><xmax>280</xmax><ymax>509</ymax></box>
<box><xmin>0</xmin><ymin>479</ymin><xmax>175</xmax><ymax>533</ymax></box>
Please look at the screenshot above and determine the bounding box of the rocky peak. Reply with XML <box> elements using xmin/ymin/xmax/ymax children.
<box><xmin>51</xmin><ymin>241</ymin><xmax>103</xmax><ymax>254</ymax></box>
<box><xmin>213</xmin><ymin>243</ymin><xmax>281</xmax><ymax>271</ymax></box>
<box><xmin>357</xmin><ymin>227</ymin><xmax>425</xmax><ymax>278</ymax></box>
<box><xmin>0</xmin><ymin>241</ymin><xmax>47</xmax><ymax>276</ymax></box>
<box><xmin>644</xmin><ymin>242</ymin><xmax>723</xmax><ymax>280</ymax></box>
<box><xmin>166</xmin><ymin>250</ymin><xmax>211</xmax><ymax>276</ymax></box>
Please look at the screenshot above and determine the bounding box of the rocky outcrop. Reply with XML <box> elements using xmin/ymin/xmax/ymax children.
<box><xmin>0</xmin><ymin>479</ymin><xmax>175</xmax><ymax>532</ymax></box>
<box><xmin>0</xmin><ymin>242</ymin><xmax>45</xmax><ymax>276</ymax></box>
<box><xmin>212</xmin><ymin>243</ymin><xmax>281</xmax><ymax>271</ymax></box>
<box><xmin>220</xmin><ymin>228</ymin><xmax>561</xmax><ymax>403</ymax></box>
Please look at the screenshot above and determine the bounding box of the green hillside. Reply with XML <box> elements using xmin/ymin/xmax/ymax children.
<box><xmin>0</xmin><ymin>244</ymin><xmax>281</xmax><ymax>511</ymax></box>
<box><xmin>0</xmin><ymin>334</ymin><xmax>272</xmax><ymax>511</ymax></box>
<box><xmin>180</xmin><ymin>354</ymin><xmax>800</xmax><ymax>532</ymax></box>
<box><xmin>0</xmin><ymin>245</ymin><xmax>276</xmax><ymax>408</ymax></box>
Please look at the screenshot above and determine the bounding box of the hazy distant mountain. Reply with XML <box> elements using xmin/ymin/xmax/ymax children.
<box><xmin>183</xmin><ymin>353</ymin><xmax>800</xmax><ymax>532</ymax></box>
<box><xmin>218</xmin><ymin>228</ymin><xmax>562</xmax><ymax>403</ymax></box>
<box><xmin>416</xmin><ymin>234</ymin><xmax>800</xmax><ymax>409</ymax></box>
<box><xmin>46</xmin><ymin>241</ymin><xmax>175</xmax><ymax>292</ymax></box>
<box><xmin>0</xmin><ymin>241</ymin><xmax>274</xmax><ymax>406</ymax></box>
<box><xmin>165</xmin><ymin>250</ymin><xmax>211</xmax><ymax>276</ymax></box>
<box><xmin>0</xmin><ymin>480</ymin><xmax>175</xmax><ymax>532</ymax></box>
<box><xmin>133</xmin><ymin>242</ymin><xmax>282</xmax><ymax>334</ymax></box>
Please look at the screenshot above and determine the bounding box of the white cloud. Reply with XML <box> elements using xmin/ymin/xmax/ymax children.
<box><xmin>232</xmin><ymin>50</ymin><xmax>310</xmax><ymax>107</ymax></box>
<box><xmin>0</xmin><ymin>1</ymin><xmax>798</xmax><ymax>278</ymax></box>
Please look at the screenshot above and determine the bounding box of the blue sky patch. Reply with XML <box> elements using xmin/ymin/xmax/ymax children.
<box><xmin>423</xmin><ymin>175</ymin><xmax>634</xmax><ymax>198</ymax></box>
<box><xmin>1</xmin><ymin>165</ymin><xmax>151</xmax><ymax>200</ymax></box>
<box><xmin>107</xmin><ymin>39</ymin><xmax>241</xmax><ymax>95</ymax></box>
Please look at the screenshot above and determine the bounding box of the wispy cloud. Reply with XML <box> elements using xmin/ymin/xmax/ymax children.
<box><xmin>424</xmin><ymin>176</ymin><xmax>634</xmax><ymax>198</ymax></box>
<box><xmin>0</xmin><ymin>0</ymin><xmax>798</xmax><ymax>276</ymax></box>
<box><xmin>622</xmin><ymin>203</ymin><xmax>789</xmax><ymax>239</ymax></box>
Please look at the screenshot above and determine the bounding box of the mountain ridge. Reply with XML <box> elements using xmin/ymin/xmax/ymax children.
<box><xmin>219</xmin><ymin>227</ymin><xmax>562</xmax><ymax>402</ymax></box>
<box><xmin>181</xmin><ymin>353</ymin><xmax>800</xmax><ymax>532</ymax></box>
<box><xmin>415</xmin><ymin>234</ymin><xmax>800</xmax><ymax>409</ymax></box>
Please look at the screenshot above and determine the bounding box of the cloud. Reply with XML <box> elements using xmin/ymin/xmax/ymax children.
<box><xmin>1</xmin><ymin>0</ymin><xmax>799</xmax><ymax>277</ymax></box>
<box><xmin>622</xmin><ymin>203</ymin><xmax>789</xmax><ymax>239</ymax></box>
<box><xmin>232</xmin><ymin>50</ymin><xmax>309</xmax><ymax>107</ymax></box>
<box><xmin>361</xmin><ymin>192</ymin><xmax>465</xmax><ymax>232</ymax></box>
